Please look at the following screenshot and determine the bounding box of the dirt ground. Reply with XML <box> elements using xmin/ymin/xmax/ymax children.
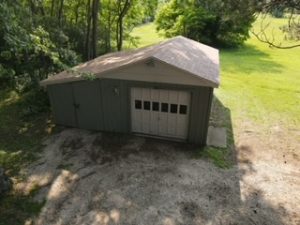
<box><xmin>15</xmin><ymin>121</ymin><xmax>300</xmax><ymax>225</ymax></box>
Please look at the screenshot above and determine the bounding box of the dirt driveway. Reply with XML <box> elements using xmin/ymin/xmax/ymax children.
<box><xmin>16</xmin><ymin>127</ymin><xmax>300</xmax><ymax>225</ymax></box>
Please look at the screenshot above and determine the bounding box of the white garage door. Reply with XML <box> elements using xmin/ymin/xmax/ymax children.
<box><xmin>131</xmin><ymin>87</ymin><xmax>191</xmax><ymax>140</ymax></box>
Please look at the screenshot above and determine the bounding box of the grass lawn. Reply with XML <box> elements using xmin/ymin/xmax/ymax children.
<box><xmin>129</xmin><ymin>17</ymin><xmax>300</xmax><ymax>166</ymax></box>
<box><xmin>0</xmin><ymin>15</ymin><xmax>299</xmax><ymax>224</ymax></box>
<box><xmin>130</xmin><ymin>19</ymin><xmax>300</xmax><ymax>128</ymax></box>
<box><xmin>0</xmin><ymin>89</ymin><xmax>55</xmax><ymax>225</ymax></box>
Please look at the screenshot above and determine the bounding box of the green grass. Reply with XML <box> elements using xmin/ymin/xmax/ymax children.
<box><xmin>126</xmin><ymin>23</ymin><xmax>166</xmax><ymax>48</ymax></box>
<box><xmin>0</xmin><ymin>88</ymin><xmax>55</xmax><ymax>225</ymax></box>
<box><xmin>196</xmin><ymin>147</ymin><xmax>231</xmax><ymax>169</ymax></box>
<box><xmin>0</xmin><ymin>191</ymin><xmax>45</xmax><ymax>225</ymax></box>
<box><xmin>0</xmin><ymin>89</ymin><xmax>53</xmax><ymax>175</ymax></box>
<box><xmin>129</xmin><ymin>17</ymin><xmax>300</xmax><ymax>167</ymax></box>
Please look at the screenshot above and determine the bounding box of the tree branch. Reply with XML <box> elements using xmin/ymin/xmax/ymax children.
<box><xmin>251</xmin><ymin>30</ymin><xmax>300</xmax><ymax>49</ymax></box>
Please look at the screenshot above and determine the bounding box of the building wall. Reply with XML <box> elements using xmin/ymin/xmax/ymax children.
<box><xmin>47</xmin><ymin>78</ymin><xmax>213</xmax><ymax>145</ymax></box>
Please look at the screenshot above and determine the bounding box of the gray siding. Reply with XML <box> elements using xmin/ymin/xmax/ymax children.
<box><xmin>100</xmin><ymin>79</ymin><xmax>129</xmax><ymax>132</ymax></box>
<box><xmin>47</xmin><ymin>78</ymin><xmax>213</xmax><ymax>145</ymax></box>
<box><xmin>72</xmin><ymin>81</ymin><xmax>103</xmax><ymax>130</ymax></box>
<box><xmin>188</xmin><ymin>87</ymin><xmax>213</xmax><ymax>145</ymax></box>
<box><xmin>48</xmin><ymin>83</ymin><xmax>76</xmax><ymax>127</ymax></box>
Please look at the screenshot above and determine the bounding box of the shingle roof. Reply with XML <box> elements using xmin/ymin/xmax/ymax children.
<box><xmin>40</xmin><ymin>36</ymin><xmax>220</xmax><ymax>87</ymax></box>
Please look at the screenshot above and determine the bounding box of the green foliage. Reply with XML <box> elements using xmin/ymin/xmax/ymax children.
<box><xmin>271</xmin><ymin>7</ymin><xmax>285</xmax><ymax>18</ymax></box>
<box><xmin>0</xmin><ymin>191</ymin><xmax>45</xmax><ymax>225</ymax></box>
<box><xmin>132</xmin><ymin>19</ymin><xmax>300</xmax><ymax>168</ymax></box>
<box><xmin>0</xmin><ymin>0</ymin><xmax>159</xmax><ymax>89</ymax></box>
<box><xmin>156</xmin><ymin>0</ymin><xmax>257</xmax><ymax>47</ymax></box>
<box><xmin>0</xmin><ymin>88</ymin><xmax>53</xmax><ymax>176</ymax></box>
<box><xmin>0</xmin><ymin>2</ymin><xmax>78</xmax><ymax>89</ymax></box>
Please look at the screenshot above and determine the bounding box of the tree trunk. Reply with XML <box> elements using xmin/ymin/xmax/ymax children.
<box><xmin>106</xmin><ymin>9</ymin><xmax>112</xmax><ymax>52</ymax></box>
<box><xmin>116</xmin><ymin>0</ymin><xmax>131</xmax><ymax>51</ymax></box>
<box><xmin>91</xmin><ymin>0</ymin><xmax>100</xmax><ymax>59</ymax></box>
<box><xmin>58</xmin><ymin>0</ymin><xmax>64</xmax><ymax>26</ymax></box>
<box><xmin>38</xmin><ymin>0</ymin><xmax>45</xmax><ymax>16</ymax></box>
<box><xmin>74</xmin><ymin>0</ymin><xmax>82</xmax><ymax>24</ymax></box>
<box><xmin>28</xmin><ymin>0</ymin><xmax>37</xmax><ymax>15</ymax></box>
<box><xmin>85</xmin><ymin>0</ymin><xmax>92</xmax><ymax>60</ymax></box>
<box><xmin>117</xmin><ymin>18</ymin><xmax>123</xmax><ymax>51</ymax></box>
<box><xmin>50</xmin><ymin>0</ymin><xmax>55</xmax><ymax>16</ymax></box>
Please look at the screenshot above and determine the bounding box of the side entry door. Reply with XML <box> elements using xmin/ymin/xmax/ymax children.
<box><xmin>72</xmin><ymin>81</ymin><xmax>103</xmax><ymax>130</ymax></box>
<box><xmin>48</xmin><ymin>83</ymin><xmax>77</xmax><ymax>127</ymax></box>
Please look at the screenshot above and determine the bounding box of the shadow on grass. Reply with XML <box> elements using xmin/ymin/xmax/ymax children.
<box><xmin>221</xmin><ymin>44</ymin><xmax>284</xmax><ymax>75</ymax></box>
<box><xmin>0</xmin><ymin>192</ymin><xmax>45</xmax><ymax>225</ymax></box>
<box><xmin>196</xmin><ymin>95</ymin><xmax>236</xmax><ymax>168</ymax></box>
<box><xmin>0</xmin><ymin>89</ymin><xmax>55</xmax><ymax>225</ymax></box>
<box><xmin>0</xmin><ymin>89</ymin><xmax>54</xmax><ymax>175</ymax></box>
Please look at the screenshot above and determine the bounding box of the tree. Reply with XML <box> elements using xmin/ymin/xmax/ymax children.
<box><xmin>0</xmin><ymin>0</ymin><xmax>156</xmax><ymax>89</ymax></box>
<box><xmin>253</xmin><ymin>0</ymin><xmax>300</xmax><ymax>49</ymax></box>
<box><xmin>0</xmin><ymin>1</ymin><xmax>78</xmax><ymax>88</ymax></box>
<box><xmin>84</xmin><ymin>0</ymin><xmax>100</xmax><ymax>60</ymax></box>
<box><xmin>91</xmin><ymin>0</ymin><xmax>100</xmax><ymax>58</ymax></box>
<box><xmin>156</xmin><ymin>0</ymin><xmax>258</xmax><ymax>48</ymax></box>
<box><xmin>116</xmin><ymin>0</ymin><xmax>132</xmax><ymax>50</ymax></box>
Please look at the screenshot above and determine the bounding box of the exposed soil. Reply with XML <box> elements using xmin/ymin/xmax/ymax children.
<box><xmin>15</xmin><ymin>126</ymin><xmax>300</xmax><ymax>225</ymax></box>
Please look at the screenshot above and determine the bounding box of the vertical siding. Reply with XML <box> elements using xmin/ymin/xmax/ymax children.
<box><xmin>188</xmin><ymin>86</ymin><xmax>213</xmax><ymax>145</ymax></box>
<box><xmin>100</xmin><ymin>79</ymin><xmax>129</xmax><ymax>132</ymax></box>
<box><xmin>119</xmin><ymin>80</ymin><xmax>130</xmax><ymax>132</ymax></box>
<box><xmin>202</xmin><ymin>87</ymin><xmax>214</xmax><ymax>145</ymax></box>
<box><xmin>72</xmin><ymin>81</ymin><xmax>103</xmax><ymax>130</ymax></box>
<box><xmin>47</xmin><ymin>78</ymin><xmax>213</xmax><ymax>145</ymax></box>
<box><xmin>47</xmin><ymin>83</ymin><xmax>77</xmax><ymax>127</ymax></box>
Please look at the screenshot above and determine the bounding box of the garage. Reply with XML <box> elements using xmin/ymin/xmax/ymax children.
<box><xmin>41</xmin><ymin>36</ymin><xmax>220</xmax><ymax>145</ymax></box>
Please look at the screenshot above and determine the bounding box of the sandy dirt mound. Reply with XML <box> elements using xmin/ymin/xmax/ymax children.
<box><xmin>17</xmin><ymin>129</ymin><xmax>300</xmax><ymax>225</ymax></box>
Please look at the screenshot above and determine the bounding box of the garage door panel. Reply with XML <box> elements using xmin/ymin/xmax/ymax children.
<box><xmin>168</xmin><ymin>90</ymin><xmax>178</xmax><ymax>103</ymax></box>
<box><xmin>150</xmin><ymin>111</ymin><xmax>159</xmax><ymax>134</ymax></box>
<box><xmin>178</xmin><ymin>91</ymin><xmax>190</xmax><ymax>103</ymax></box>
<box><xmin>131</xmin><ymin>87</ymin><xmax>190</xmax><ymax>140</ymax></box>
<box><xmin>159</xmin><ymin>89</ymin><xmax>169</xmax><ymax>102</ymax></box>
<box><xmin>167</xmin><ymin>114</ymin><xmax>177</xmax><ymax>135</ymax></box>
<box><xmin>142</xmin><ymin>88</ymin><xmax>151</xmax><ymax>100</ymax></box>
<box><xmin>142</xmin><ymin>110</ymin><xmax>151</xmax><ymax>133</ymax></box>
<box><xmin>150</xmin><ymin>89</ymin><xmax>159</xmax><ymax>101</ymax></box>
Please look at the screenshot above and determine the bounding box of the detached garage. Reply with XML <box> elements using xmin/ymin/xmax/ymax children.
<box><xmin>40</xmin><ymin>36</ymin><xmax>220</xmax><ymax>145</ymax></box>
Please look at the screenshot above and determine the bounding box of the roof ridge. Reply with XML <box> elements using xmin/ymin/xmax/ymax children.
<box><xmin>40</xmin><ymin>36</ymin><xmax>219</xmax><ymax>87</ymax></box>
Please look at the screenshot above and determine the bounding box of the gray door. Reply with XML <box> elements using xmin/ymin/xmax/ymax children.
<box><xmin>48</xmin><ymin>83</ymin><xmax>76</xmax><ymax>127</ymax></box>
<box><xmin>72</xmin><ymin>81</ymin><xmax>103</xmax><ymax>130</ymax></box>
<box><xmin>100</xmin><ymin>79</ymin><xmax>123</xmax><ymax>132</ymax></box>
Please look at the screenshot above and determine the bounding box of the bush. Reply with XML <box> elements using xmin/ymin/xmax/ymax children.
<box><xmin>156</xmin><ymin>0</ymin><xmax>257</xmax><ymax>48</ymax></box>
<box><xmin>20</xmin><ymin>88</ymin><xmax>50</xmax><ymax>117</ymax></box>
<box><xmin>271</xmin><ymin>7</ymin><xmax>285</xmax><ymax>18</ymax></box>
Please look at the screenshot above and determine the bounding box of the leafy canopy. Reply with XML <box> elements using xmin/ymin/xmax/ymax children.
<box><xmin>156</xmin><ymin>0</ymin><xmax>258</xmax><ymax>47</ymax></box>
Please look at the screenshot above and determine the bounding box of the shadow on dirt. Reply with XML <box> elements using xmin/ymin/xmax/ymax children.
<box><xmin>11</xmin><ymin>97</ymin><xmax>292</xmax><ymax>225</ymax></box>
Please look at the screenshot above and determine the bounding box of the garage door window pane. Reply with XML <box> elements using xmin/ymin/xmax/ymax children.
<box><xmin>135</xmin><ymin>100</ymin><xmax>142</xmax><ymax>109</ymax></box>
<box><xmin>170</xmin><ymin>104</ymin><xmax>178</xmax><ymax>113</ymax></box>
<box><xmin>144</xmin><ymin>101</ymin><xmax>150</xmax><ymax>110</ymax></box>
<box><xmin>161</xmin><ymin>103</ymin><xmax>168</xmax><ymax>112</ymax></box>
<box><xmin>152</xmin><ymin>102</ymin><xmax>159</xmax><ymax>111</ymax></box>
<box><xmin>180</xmin><ymin>105</ymin><xmax>187</xmax><ymax>114</ymax></box>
